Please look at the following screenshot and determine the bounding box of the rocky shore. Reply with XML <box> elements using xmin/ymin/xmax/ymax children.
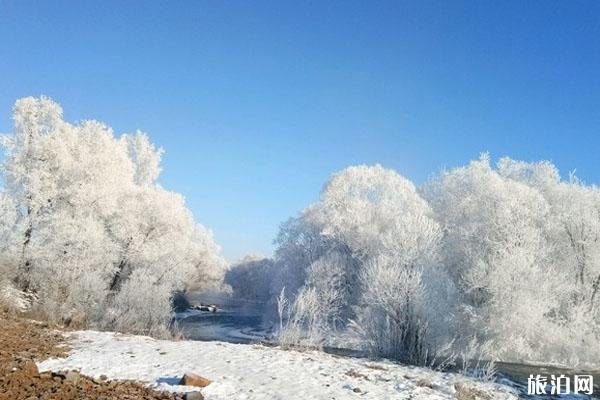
<box><xmin>0</xmin><ymin>310</ymin><xmax>193</xmax><ymax>400</ymax></box>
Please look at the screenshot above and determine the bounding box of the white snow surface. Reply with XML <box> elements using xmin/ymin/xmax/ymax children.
<box><xmin>38</xmin><ymin>330</ymin><xmax>518</xmax><ymax>400</ymax></box>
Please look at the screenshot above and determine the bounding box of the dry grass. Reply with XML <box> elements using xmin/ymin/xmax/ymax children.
<box><xmin>454</xmin><ymin>382</ymin><xmax>492</xmax><ymax>400</ymax></box>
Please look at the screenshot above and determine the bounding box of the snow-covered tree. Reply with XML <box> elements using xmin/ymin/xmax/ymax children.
<box><xmin>0</xmin><ymin>193</ymin><xmax>23</xmax><ymax>310</ymax></box>
<box><xmin>225</xmin><ymin>254</ymin><xmax>276</xmax><ymax>302</ymax></box>
<box><xmin>423</xmin><ymin>154</ymin><xmax>556</xmax><ymax>361</ymax></box>
<box><xmin>271</xmin><ymin>158</ymin><xmax>599</xmax><ymax>366</ymax></box>
<box><xmin>499</xmin><ymin>158</ymin><xmax>600</xmax><ymax>309</ymax></box>
<box><xmin>0</xmin><ymin>194</ymin><xmax>18</xmax><ymax>281</ymax></box>
<box><xmin>423</xmin><ymin>154</ymin><xmax>600</xmax><ymax>365</ymax></box>
<box><xmin>497</xmin><ymin>157</ymin><xmax>600</xmax><ymax>364</ymax></box>
<box><xmin>121</xmin><ymin>131</ymin><xmax>163</xmax><ymax>186</ymax></box>
<box><xmin>272</xmin><ymin>165</ymin><xmax>444</xmax><ymax>362</ymax></box>
<box><xmin>0</xmin><ymin>96</ymin><xmax>226</xmax><ymax>334</ymax></box>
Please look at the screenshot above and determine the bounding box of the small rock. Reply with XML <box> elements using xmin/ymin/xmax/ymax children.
<box><xmin>416</xmin><ymin>378</ymin><xmax>434</xmax><ymax>388</ymax></box>
<box><xmin>184</xmin><ymin>392</ymin><xmax>204</xmax><ymax>400</ymax></box>
<box><xmin>353</xmin><ymin>387</ymin><xmax>362</xmax><ymax>393</ymax></box>
<box><xmin>65</xmin><ymin>370</ymin><xmax>81</xmax><ymax>385</ymax></box>
<box><xmin>180</xmin><ymin>373</ymin><xmax>212</xmax><ymax>388</ymax></box>
<box><xmin>22</xmin><ymin>360</ymin><xmax>39</xmax><ymax>377</ymax></box>
<box><xmin>99</xmin><ymin>374</ymin><xmax>108</xmax><ymax>381</ymax></box>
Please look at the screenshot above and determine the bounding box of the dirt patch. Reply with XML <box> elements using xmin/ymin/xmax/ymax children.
<box><xmin>0</xmin><ymin>310</ymin><xmax>197</xmax><ymax>400</ymax></box>
<box><xmin>0</xmin><ymin>310</ymin><xmax>67</xmax><ymax>365</ymax></box>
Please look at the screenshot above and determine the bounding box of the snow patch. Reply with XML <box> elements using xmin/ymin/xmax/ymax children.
<box><xmin>38</xmin><ymin>330</ymin><xmax>518</xmax><ymax>399</ymax></box>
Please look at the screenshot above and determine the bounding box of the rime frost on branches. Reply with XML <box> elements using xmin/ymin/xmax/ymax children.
<box><xmin>423</xmin><ymin>154</ymin><xmax>555</xmax><ymax>361</ymax></box>
<box><xmin>270</xmin><ymin>165</ymin><xmax>445</xmax><ymax>362</ymax></box>
<box><xmin>1</xmin><ymin>96</ymin><xmax>598</xmax><ymax>367</ymax></box>
<box><xmin>225</xmin><ymin>254</ymin><xmax>276</xmax><ymax>302</ymax></box>
<box><xmin>497</xmin><ymin>157</ymin><xmax>600</xmax><ymax>364</ymax></box>
<box><xmin>423</xmin><ymin>154</ymin><xmax>600</xmax><ymax>365</ymax></box>
<box><xmin>0</xmin><ymin>96</ymin><xmax>227</xmax><ymax>334</ymax></box>
<box><xmin>263</xmin><ymin>158</ymin><xmax>600</xmax><ymax>367</ymax></box>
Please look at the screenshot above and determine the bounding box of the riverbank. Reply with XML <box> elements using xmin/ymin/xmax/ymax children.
<box><xmin>0</xmin><ymin>310</ymin><xmax>187</xmax><ymax>400</ymax></box>
<box><xmin>1</xmin><ymin>308</ymin><xmax>526</xmax><ymax>399</ymax></box>
<box><xmin>36</xmin><ymin>327</ymin><xmax>519</xmax><ymax>399</ymax></box>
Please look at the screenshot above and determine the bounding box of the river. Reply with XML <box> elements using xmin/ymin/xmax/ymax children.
<box><xmin>174</xmin><ymin>292</ymin><xmax>599</xmax><ymax>399</ymax></box>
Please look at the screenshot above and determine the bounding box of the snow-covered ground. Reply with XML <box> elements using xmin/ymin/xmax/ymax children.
<box><xmin>38</xmin><ymin>330</ymin><xmax>519</xmax><ymax>400</ymax></box>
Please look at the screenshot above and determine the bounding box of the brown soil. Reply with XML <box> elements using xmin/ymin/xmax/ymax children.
<box><xmin>0</xmin><ymin>310</ymin><xmax>197</xmax><ymax>400</ymax></box>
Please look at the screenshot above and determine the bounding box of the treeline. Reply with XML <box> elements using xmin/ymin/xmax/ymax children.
<box><xmin>1</xmin><ymin>97</ymin><xmax>598</xmax><ymax>368</ymax></box>
<box><xmin>228</xmin><ymin>159</ymin><xmax>600</xmax><ymax>367</ymax></box>
<box><xmin>0</xmin><ymin>97</ymin><xmax>227</xmax><ymax>335</ymax></box>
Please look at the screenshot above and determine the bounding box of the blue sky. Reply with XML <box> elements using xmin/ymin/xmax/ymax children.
<box><xmin>1</xmin><ymin>1</ymin><xmax>599</xmax><ymax>261</ymax></box>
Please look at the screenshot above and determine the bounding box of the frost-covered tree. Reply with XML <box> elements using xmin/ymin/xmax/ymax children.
<box><xmin>304</xmin><ymin>251</ymin><xmax>354</xmax><ymax>330</ymax></box>
<box><xmin>225</xmin><ymin>254</ymin><xmax>276</xmax><ymax>303</ymax></box>
<box><xmin>272</xmin><ymin>165</ymin><xmax>445</xmax><ymax>362</ymax></box>
<box><xmin>1</xmin><ymin>97</ymin><xmax>65</xmax><ymax>291</ymax></box>
<box><xmin>225</xmin><ymin>155</ymin><xmax>600</xmax><ymax>367</ymax></box>
<box><xmin>352</xmin><ymin>255</ymin><xmax>430</xmax><ymax>364</ymax></box>
<box><xmin>0</xmin><ymin>96</ymin><xmax>226</xmax><ymax>334</ymax></box>
<box><xmin>498</xmin><ymin>158</ymin><xmax>600</xmax><ymax>308</ymax></box>
<box><xmin>497</xmin><ymin>158</ymin><xmax>600</xmax><ymax>364</ymax></box>
<box><xmin>0</xmin><ymin>193</ymin><xmax>23</xmax><ymax>310</ymax></box>
<box><xmin>103</xmin><ymin>186</ymin><xmax>226</xmax><ymax>334</ymax></box>
<box><xmin>423</xmin><ymin>154</ymin><xmax>600</xmax><ymax>366</ymax></box>
<box><xmin>0</xmin><ymin>194</ymin><xmax>18</xmax><ymax>281</ymax></box>
<box><xmin>423</xmin><ymin>154</ymin><xmax>556</xmax><ymax>361</ymax></box>
<box><xmin>121</xmin><ymin>131</ymin><xmax>163</xmax><ymax>186</ymax></box>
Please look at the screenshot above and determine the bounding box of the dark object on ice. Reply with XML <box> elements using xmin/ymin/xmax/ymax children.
<box><xmin>190</xmin><ymin>304</ymin><xmax>218</xmax><ymax>313</ymax></box>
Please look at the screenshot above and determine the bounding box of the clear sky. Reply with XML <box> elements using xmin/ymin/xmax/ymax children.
<box><xmin>1</xmin><ymin>1</ymin><xmax>599</xmax><ymax>261</ymax></box>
